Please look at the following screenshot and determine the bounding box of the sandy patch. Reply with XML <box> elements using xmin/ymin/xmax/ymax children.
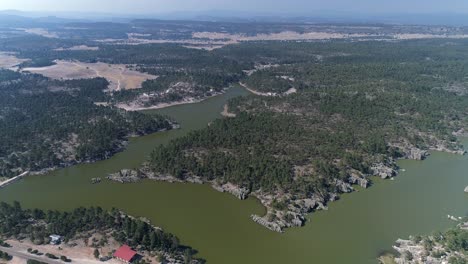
<box><xmin>240</xmin><ymin>82</ymin><xmax>296</xmax><ymax>97</ymax></box>
<box><xmin>193</xmin><ymin>31</ymin><xmax>468</xmax><ymax>42</ymax></box>
<box><xmin>7</xmin><ymin>256</ymin><xmax>27</xmax><ymax>264</ymax></box>
<box><xmin>117</xmin><ymin>97</ymin><xmax>203</xmax><ymax>111</ymax></box>
<box><xmin>221</xmin><ymin>104</ymin><xmax>236</xmax><ymax>118</ymax></box>
<box><xmin>98</xmin><ymin>37</ymin><xmax>236</xmax><ymax>49</ymax></box>
<box><xmin>5</xmin><ymin>232</ymin><xmax>161</xmax><ymax>264</ymax></box>
<box><xmin>394</xmin><ymin>33</ymin><xmax>468</xmax><ymax>39</ymax></box>
<box><xmin>193</xmin><ymin>31</ymin><xmax>371</xmax><ymax>41</ymax></box>
<box><xmin>5</xmin><ymin>238</ymin><xmax>121</xmax><ymax>264</ymax></box>
<box><xmin>54</xmin><ymin>45</ymin><xmax>99</xmax><ymax>51</ymax></box>
<box><xmin>22</xmin><ymin>60</ymin><xmax>157</xmax><ymax>91</ymax></box>
<box><xmin>18</xmin><ymin>28</ymin><xmax>58</xmax><ymax>38</ymax></box>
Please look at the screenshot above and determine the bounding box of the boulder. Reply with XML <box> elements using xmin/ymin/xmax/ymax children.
<box><xmin>464</xmin><ymin>186</ymin><xmax>468</xmax><ymax>193</ymax></box>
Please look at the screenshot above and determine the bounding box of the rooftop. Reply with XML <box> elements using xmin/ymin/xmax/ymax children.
<box><xmin>113</xmin><ymin>245</ymin><xmax>137</xmax><ymax>262</ymax></box>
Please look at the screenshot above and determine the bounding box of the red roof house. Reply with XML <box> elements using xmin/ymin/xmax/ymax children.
<box><xmin>113</xmin><ymin>245</ymin><xmax>137</xmax><ymax>263</ymax></box>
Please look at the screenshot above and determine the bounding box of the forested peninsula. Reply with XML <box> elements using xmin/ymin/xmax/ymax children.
<box><xmin>0</xmin><ymin>70</ymin><xmax>173</xmax><ymax>178</ymax></box>
<box><xmin>113</xmin><ymin>40</ymin><xmax>468</xmax><ymax>232</ymax></box>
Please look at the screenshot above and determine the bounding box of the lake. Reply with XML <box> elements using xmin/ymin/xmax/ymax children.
<box><xmin>0</xmin><ymin>86</ymin><xmax>467</xmax><ymax>264</ymax></box>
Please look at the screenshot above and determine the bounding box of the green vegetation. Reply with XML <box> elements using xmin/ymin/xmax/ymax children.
<box><xmin>27</xmin><ymin>260</ymin><xmax>47</xmax><ymax>264</ymax></box>
<box><xmin>0</xmin><ymin>241</ymin><xmax>11</xmax><ymax>248</ymax></box>
<box><xmin>45</xmin><ymin>253</ymin><xmax>59</xmax><ymax>259</ymax></box>
<box><xmin>0</xmin><ymin>201</ymin><xmax>203</xmax><ymax>263</ymax></box>
<box><xmin>394</xmin><ymin>227</ymin><xmax>468</xmax><ymax>263</ymax></box>
<box><xmin>0</xmin><ymin>70</ymin><xmax>172</xmax><ymax>178</ymax></box>
<box><xmin>60</xmin><ymin>255</ymin><xmax>72</xmax><ymax>262</ymax></box>
<box><xmin>148</xmin><ymin>39</ymin><xmax>468</xmax><ymax>228</ymax></box>
<box><xmin>0</xmin><ymin>250</ymin><xmax>12</xmax><ymax>261</ymax></box>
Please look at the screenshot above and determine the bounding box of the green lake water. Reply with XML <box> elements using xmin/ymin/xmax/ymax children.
<box><xmin>0</xmin><ymin>86</ymin><xmax>467</xmax><ymax>264</ymax></box>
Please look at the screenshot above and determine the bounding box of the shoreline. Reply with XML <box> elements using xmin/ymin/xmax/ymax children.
<box><xmin>106</xmin><ymin>141</ymin><xmax>466</xmax><ymax>233</ymax></box>
<box><xmin>239</xmin><ymin>82</ymin><xmax>297</xmax><ymax>97</ymax></box>
<box><xmin>0</xmin><ymin>126</ymin><xmax>176</xmax><ymax>186</ymax></box>
<box><xmin>116</xmin><ymin>91</ymin><xmax>226</xmax><ymax>112</ymax></box>
<box><xmin>117</xmin><ymin>98</ymin><xmax>206</xmax><ymax>111</ymax></box>
<box><xmin>239</xmin><ymin>82</ymin><xmax>276</xmax><ymax>97</ymax></box>
<box><xmin>0</xmin><ymin>171</ymin><xmax>29</xmax><ymax>189</ymax></box>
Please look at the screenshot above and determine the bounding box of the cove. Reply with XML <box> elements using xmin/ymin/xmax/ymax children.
<box><xmin>0</xmin><ymin>86</ymin><xmax>467</xmax><ymax>264</ymax></box>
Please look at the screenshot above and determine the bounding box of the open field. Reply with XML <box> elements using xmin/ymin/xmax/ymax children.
<box><xmin>192</xmin><ymin>31</ymin><xmax>468</xmax><ymax>42</ymax></box>
<box><xmin>5</xmin><ymin>239</ymin><xmax>122</xmax><ymax>264</ymax></box>
<box><xmin>22</xmin><ymin>60</ymin><xmax>158</xmax><ymax>91</ymax></box>
<box><xmin>98</xmin><ymin>37</ymin><xmax>234</xmax><ymax>50</ymax></box>
<box><xmin>54</xmin><ymin>45</ymin><xmax>99</xmax><ymax>51</ymax></box>
<box><xmin>0</xmin><ymin>52</ymin><xmax>28</xmax><ymax>70</ymax></box>
<box><xmin>18</xmin><ymin>28</ymin><xmax>58</xmax><ymax>38</ymax></box>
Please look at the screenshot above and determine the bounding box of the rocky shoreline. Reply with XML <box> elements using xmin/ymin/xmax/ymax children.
<box><xmin>106</xmin><ymin>139</ymin><xmax>466</xmax><ymax>233</ymax></box>
<box><xmin>116</xmin><ymin>89</ymin><xmax>227</xmax><ymax>112</ymax></box>
<box><xmin>389</xmin><ymin>219</ymin><xmax>468</xmax><ymax>264</ymax></box>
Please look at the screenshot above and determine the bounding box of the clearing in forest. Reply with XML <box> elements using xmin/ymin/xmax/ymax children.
<box><xmin>22</xmin><ymin>60</ymin><xmax>157</xmax><ymax>91</ymax></box>
<box><xmin>0</xmin><ymin>52</ymin><xmax>28</xmax><ymax>70</ymax></box>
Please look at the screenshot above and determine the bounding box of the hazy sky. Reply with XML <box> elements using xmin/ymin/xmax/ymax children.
<box><xmin>1</xmin><ymin>0</ymin><xmax>468</xmax><ymax>14</ymax></box>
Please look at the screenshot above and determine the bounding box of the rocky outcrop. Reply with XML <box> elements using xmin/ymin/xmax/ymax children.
<box><xmin>465</xmin><ymin>186</ymin><xmax>468</xmax><ymax>193</ymax></box>
<box><xmin>370</xmin><ymin>163</ymin><xmax>397</xmax><ymax>179</ymax></box>
<box><xmin>249</xmin><ymin>191</ymin><xmax>331</xmax><ymax>232</ymax></box>
<box><xmin>348</xmin><ymin>174</ymin><xmax>369</xmax><ymax>188</ymax></box>
<box><xmin>107</xmin><ymin>169</ymin><xmax>143</xmax><ymax>183</ymax></box>
<box><xmin>406</xmin><ymin>148</ymin><xmax>429</xmax><ymax>160</ymax></box>
<box><xmin>251</xmin><ymin>215</ymin><xmax>284</xmax><ymax>233</ymax></box>
<box><xmin>390</xmin><ymin>142</ymin><xmax>430</xmax><ymax>160</ymax></box>
<box><xmin>334</xmin><ymin>179</ymin><xmax>354</xmax><ymax>193</ymax></box>
<box><xmin>391</xmin><ymin>221</ymin><xmax>468</xmax><ymax>264</ymax></box>
<box><xmin>430</xmin><ymin>145</ymin><xmax>467</xmax><ymax>155</ymax></box>
<box><xmin>251</xmin><ymin>210</ymin><xmax>306</xmax><ymax>233</ymax></box>
<box><xmin>91</xmin><ymin>177</ymin><xmax>101</xmax><ymax>184</ymax></box>
<box><xmin>212</xmin><ymin>183</ymin><xmax>249</xmax><ymax>200</ymax></box>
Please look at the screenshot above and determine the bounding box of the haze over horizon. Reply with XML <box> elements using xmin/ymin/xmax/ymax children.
<box><xmin>1</xmin><ymin>0</ymin><xmax>468</xmax><ymax>16</ymax></box>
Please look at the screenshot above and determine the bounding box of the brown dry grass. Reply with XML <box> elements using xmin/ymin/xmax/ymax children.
<box><xmin>0</xmin><ymin>53</ymin><xmax>28</xmax><ymax>70</ymax></box>
<box><xmin>22</xmin><ymin>60</ymin><xmax>157</xmax><ymax>91</ymax></box>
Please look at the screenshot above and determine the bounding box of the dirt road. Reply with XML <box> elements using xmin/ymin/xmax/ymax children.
<box><xmin>0</xmin><ymin>246</ymin><xmax>62</xmax><ymax>264</ymax></box>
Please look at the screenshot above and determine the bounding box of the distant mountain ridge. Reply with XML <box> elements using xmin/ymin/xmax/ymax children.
<box><xmin>1</xmin><ymin>9</ymin><xmax>468</xmax><ymax>26</ymax></box>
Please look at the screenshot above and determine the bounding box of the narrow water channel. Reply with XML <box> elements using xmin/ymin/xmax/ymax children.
<box><xmin>0</xmin><ymin>86</ymin><xmax>467</xmax><ymax>264</ymax></box>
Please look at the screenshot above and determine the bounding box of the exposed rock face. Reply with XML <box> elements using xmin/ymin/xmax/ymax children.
<box><xmin>406</xmin><ymin>148</ymin><xmax>429</xmax><ymax>160</ymax></box>
<box><xmin>430</xmin><ymin>145</ymin><xmax>467</xmax><ymax>155</ymax></box>
<box><xmin>390</xmin><ymin>142</ymin><xmax>430</xmax><ymax>160</ymax></box>
<box><xmin>370</xmin><ymin>163</ymin><xmax>397</xmax><ymax>179</ymax></box>
<box><xmin>212</xmin><ymin>183</ymin><xmax>250</xmax><ymax>200</ymax></box>
<box><xmin>334</xmin><ymin>179</ymin><xmax>354</xmax><ymax>193</ymax></box>
<box><xmin>107</xmin><ymin>169</ymin><xmax>143</xmax><ymax>183</ymax></box>
<box><xmin>349</xmin><ymin>175</ymin><xmax>369</xmax><ymax>188</ymax></box>
<box><xmin>91</xmin><ymin>177</ymin><xmax>101</xmax><ymax>184</ymax></box>
<box><xmin>251</xmin><ymin>215</ymin><xmax>284</xmax><ymax>233</ymax></box>
<box><xmin>249</xmin><ymin>191</ymin><xmax>330</xmax><ymax>232</ymax></box>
